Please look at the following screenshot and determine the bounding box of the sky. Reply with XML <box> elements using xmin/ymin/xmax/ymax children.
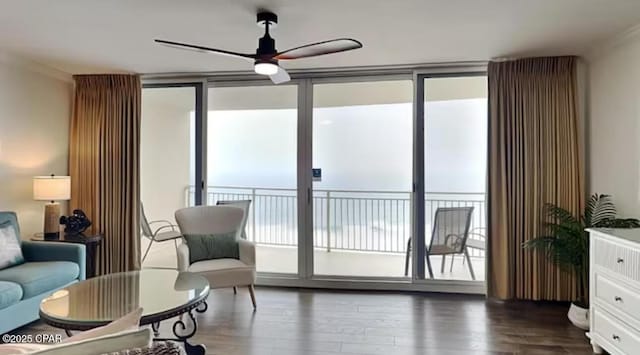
<box><xmin>204</xmin><ymin>98</ymin><xmax>487</xmax><ymax>193</ymax></box>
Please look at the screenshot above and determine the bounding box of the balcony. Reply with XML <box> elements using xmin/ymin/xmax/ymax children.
<box><xmin>142</xmin><ymin>186</ymin><xmax>485</xmax><ymax>281</ymax></box>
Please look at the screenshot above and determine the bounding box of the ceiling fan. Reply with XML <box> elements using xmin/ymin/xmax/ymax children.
<box><xmin>155</xmin><ymin>11</ymin><xmax>363</xmax><ymax>84</ymax></box>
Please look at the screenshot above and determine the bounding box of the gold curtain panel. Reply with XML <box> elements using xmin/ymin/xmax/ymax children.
<box><xmin>487</xmin><ymin>57</ymin><xmax>584</xmax><ymax>301</ymax></box>
<box><xmin>69</xmin><ymin>75</ymin><xmax>141</xmax><ymax>275</ymax></box>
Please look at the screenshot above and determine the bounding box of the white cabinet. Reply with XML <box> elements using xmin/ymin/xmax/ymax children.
<box><xmin>589</xmin><ymin>229</ymin><xmax>640</xmax><ymax>354</ymax></box>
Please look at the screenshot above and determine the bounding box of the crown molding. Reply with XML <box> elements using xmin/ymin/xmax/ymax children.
<box><xmin>585</xmin><ymin>22</ymin><xmax>640</xmax><ymax>62</ymax></box>
<box><xmin>0</xmin><ymin>51</ymin><xmax>72</xmax><ymax>83</ymax></box>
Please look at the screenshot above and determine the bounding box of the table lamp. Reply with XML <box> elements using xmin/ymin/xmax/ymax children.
<box><xmin>33</xmin><ymin>175</ymin><xmax>71</xmax><ymax>240</ymax></box>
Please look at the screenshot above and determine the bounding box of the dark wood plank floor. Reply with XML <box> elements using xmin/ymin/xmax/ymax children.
<box><xmin>16</xmin><ymin>287</ymin><xmax>593</xmax><ymax>354</ymax></box>
<box><xmin>192</xmin><ymin>287</ymin><xmax>592</xmax><ymax>355</ymax></box>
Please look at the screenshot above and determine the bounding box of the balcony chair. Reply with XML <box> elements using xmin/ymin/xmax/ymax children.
<box><xmin>175</xmin><ymin>205</ymin><xmax>257</xmax><ymax>309</ymax></box>
<box><xmin>404</xmin><ymin>206</ymin><xmax>476</xmax><ymax>280</ymax></box>
<box><xmin>140</xmin><ymin>203</ymin><xmax>182</xmax><ymax>263</ymax></box>
<box><xmin>448</xmin><ymin>226</ymin><xmax>485</xmax><ymax>272</ymax></box>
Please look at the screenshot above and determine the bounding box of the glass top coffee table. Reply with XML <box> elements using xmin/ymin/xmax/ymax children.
<box><xmin>40</xmin><ymin>269</ymin><xmax>210</xmax><ymax>355</ymax></box>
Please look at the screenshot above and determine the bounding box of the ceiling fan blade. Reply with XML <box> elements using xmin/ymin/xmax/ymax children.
<box><xmin>274</xmin><ymin>38</ymin><xmax>362</xmax><ymax>60</ymax></box>
<box><xmin>269</xmin><ymin>66</ymin><xmax>291</xmax><ymax>84</ymax></box>
<box><xmin>155</xmin><ymin>39</ymin><xmax>256</xmax><ymax>60</ymax></box>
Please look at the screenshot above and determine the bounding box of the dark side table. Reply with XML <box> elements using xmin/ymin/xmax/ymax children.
<box><xmin>31</xmin><ymin>233</ymin><xmax>103</xmax><ymax>278</ymax></box>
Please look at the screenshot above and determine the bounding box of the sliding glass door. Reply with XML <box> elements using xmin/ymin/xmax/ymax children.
<box><xmin>311</xmin><ymin>79</ymin><xmax>413</xmax><ymax>278</ymax></box>
<box><xmin>416</xmin><ymin>75</ymin><xmax>488</xmax><ymax>282</ymax></box>
<box><xmin>207</xmin><ymin>84</ymin><xmax>299</xmax><ymax>274</ymax></box>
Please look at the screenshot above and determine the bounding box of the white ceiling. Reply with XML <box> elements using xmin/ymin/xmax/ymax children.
<box><xmin>1</xmin><ymin>0</ymin><xmax>640</xmax><ymax>75</ymax></box>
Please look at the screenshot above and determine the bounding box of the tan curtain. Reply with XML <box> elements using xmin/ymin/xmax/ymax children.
<box><xmin>487</xmin><ymin>57</ymin><xmax>584</xmax><ymax>301</ymax></box>
<box><xmin>69</xmin><ymin>75</ymin><xmax>141</xmax><ymax>275</ymax></box>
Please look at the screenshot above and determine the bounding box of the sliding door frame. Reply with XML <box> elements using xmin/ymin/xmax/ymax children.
<box><xmin>412</xmin><ymin>67</ymin><xmax>488</xmax><ymax>290</ymax></box>
<box><xmin>305</xmin><ymin>74</ymin><xmax>412</xmax><ymax>283</ymax></box>
<box><xmin>142</xmin><ymin>78</ymin><xmax>208</xmax><ymax>206</ymax></box>
<box><xmin>141</xmin><ymin>63</ymin><xmax>488</xmax><ymax>294</ymax></box>
<box><xmin>298</xmin><ymin>79</ymin><xmax>314</xmax><ymax>280</ymax></box>
<box><xmin>207</xmin><ymin>78</ymin><xmax>307</xmax><ymax>279</ymax></box>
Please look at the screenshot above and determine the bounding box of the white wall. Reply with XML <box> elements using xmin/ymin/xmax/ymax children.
<box><xmin>140</xmin><ymin>88</ymin><xmax>192</xmax><ymax>224</ymax></box>
<box><xmin>588</xmin><ymin>27</ymin><xmax>640</xmax><ymax>216</ymax></box>
<box><xmin>0</xmin><ymin>53</ymin><xmax>72</xmax><ymax>238</ymax></box>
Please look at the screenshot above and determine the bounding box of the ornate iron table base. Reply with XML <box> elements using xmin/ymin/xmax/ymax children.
<box><xmin>154</xmin><ymin>301</ymin><xmax>208</xmax><ymax>355</ymax></box>
<box><xmin>39</xmin><ymin>270</ymin><xmax>211</xmax><ymax>355</ymax></box>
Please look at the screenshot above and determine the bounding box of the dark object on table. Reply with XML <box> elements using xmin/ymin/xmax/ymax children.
<box><xmin>59</xmin><ymin>209</ymin><xmax>92</xmax><ymax>235</ymax></box>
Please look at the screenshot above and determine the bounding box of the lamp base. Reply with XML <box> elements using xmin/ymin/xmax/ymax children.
<box><xmin>44</xmin><ymin>203</ymin><xmax>61</xmax><ymax>240</ymax></box>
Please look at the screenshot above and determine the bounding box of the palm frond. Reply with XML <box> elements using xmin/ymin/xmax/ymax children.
<box><xmin>545</xmin><ymin>204</ymin><xmax>580</xmax><ymax>228</ymax></box>
<box><xmin>524</xmin><ymin>235</ymin><xmax>585</xmax><ymax>271</ymax></box>
<box><xmin>596</xmin><ymin>218</ymin><xmax>640</xmax><ymax>228</ymax></box>
<box><xmin>586</xmin><ymin>194</ymin><xmax>617</xmax><ymax>226</ymax></box>
<box><xmin>584</xmin><ymin>194</ymin><xmax>598</xmax><ymax>226</ymax></box>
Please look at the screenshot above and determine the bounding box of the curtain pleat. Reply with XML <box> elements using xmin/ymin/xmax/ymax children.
<box><xmin>487</xmin><ymin>57</ymin><xmax>583</xmax><ymax>301</ymax></box>
<box><xmin>69</xmin><ymin>75</ymin><xmax>141</xmax><ymax>275</ymax></box>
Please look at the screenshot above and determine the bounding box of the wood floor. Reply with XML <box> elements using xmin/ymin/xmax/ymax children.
<box><xmin>16</xmin><ymin>287</ymin><xmax>592</xmax><ymax>354</ymax></box>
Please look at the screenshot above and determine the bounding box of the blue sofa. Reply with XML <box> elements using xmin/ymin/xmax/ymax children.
<box><xmin>0</xmin><ymin>212</ymin><xmax>86</xmax><ymax>335</ymax></box>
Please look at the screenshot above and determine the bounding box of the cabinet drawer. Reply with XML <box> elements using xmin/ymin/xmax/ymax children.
<box><xmin>594</xmin><ymin>237</ymin><xmax>640</xmax><ymax>282</ymax></box>
<box><xmin>596</xmin><ymin>274</ymin><xmax>640</xmax><ymax>323</ymax></box>
<box><xmin>593</xmin><ymin>308</ymin><xmax>640</xmax><ymax>355</ymax></box>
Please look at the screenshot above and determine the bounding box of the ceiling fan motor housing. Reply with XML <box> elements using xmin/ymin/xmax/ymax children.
<box><xmin>257</xmin><ymin>12</ymin><xmax>278</xmax><ymax>28</ymax></box>
<box><xmin>257</xmin><ymin>33</ymin><xmax>277</xmax><ymax>57</ymax></box>
<box><xmin>256</xmin><ymin>11</ymin><xmax>278</xmax><ymax>60</ymax></box>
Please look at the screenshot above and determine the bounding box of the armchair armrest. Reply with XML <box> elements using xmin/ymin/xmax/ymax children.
<box><xmin>177</xmin><ymin>243</ymin><xmax>190</xmax><ymax>272</ymax></box>
<box><xmin>149</xmin><ymin>220</ymin><xmax>174</xmax><ymax>226</ymax></box>
<box><xmin>21</xmin><ymin>241</ymin><xmax>86</xmax><ymax>280</ymax></box>
<box><xmin>149</xmin><ymin>220</ymin><xmax>178</xmax><ymax>235</ymax></box>
<box><xmin>153</xmin><ymin>224</ymin><xmax>178</xmax><ymax>236</ymax></box>
<box><xmin>238</xmin><ymin>239</ymin><xmax>255</xmax><ymax>266</ymax></box>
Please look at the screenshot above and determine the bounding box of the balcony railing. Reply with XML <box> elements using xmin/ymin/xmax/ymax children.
<box><xmin>185</xmin><ymin>186</ymin><xmax>486</xmax><ymax>257</ymax></box>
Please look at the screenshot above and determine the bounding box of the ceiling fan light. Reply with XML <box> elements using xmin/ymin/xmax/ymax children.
<box><xmin>255</xmin><ymin>62</ymin><xmax>278</xmax><ymax>75</ymax></box>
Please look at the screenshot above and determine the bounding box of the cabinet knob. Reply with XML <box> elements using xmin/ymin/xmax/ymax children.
<box><xmin>615</xmin><ymin>296</ymin><xmax>623</xmax><ymax>302</ymax></box>
<box><xmin>613</xmin><ymin>334</ymin><xmax>621</xmax><ymax>341</ymax></box>
<box><xmin>617</xmin><ymin>258</ymin><xmax>624</xmax><ymax>264</ymax></box>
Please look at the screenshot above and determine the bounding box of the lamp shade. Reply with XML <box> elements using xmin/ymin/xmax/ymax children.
<box><xmin>33</xmin><ymin>175</ymin><xmax>71</xmax><ymax>201</ymax></box>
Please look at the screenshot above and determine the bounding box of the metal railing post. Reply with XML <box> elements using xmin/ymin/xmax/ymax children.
<box><xmin>326</xmin><ymin>191</ymin><xmax>331</xmax><ymax>252</ymax></box>
<box><xmin>251</xmin><ymin>188</ymin><xmax>257</xmax><ymax>242</ymax></box>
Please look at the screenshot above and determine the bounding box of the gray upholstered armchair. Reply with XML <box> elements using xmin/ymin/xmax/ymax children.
<box><xmin>174</xmin><ymin>206</ymin><xmax>257</xmax><ymax>309</ymax></box>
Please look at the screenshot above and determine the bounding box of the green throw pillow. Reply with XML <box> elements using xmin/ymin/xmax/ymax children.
<box><xmin>184</xmin><ymin>232</ymin><xmax>239</xmax><ymax>264</ymax></box>
<box><xmin>0</xmin><ymin>221</ymin><xmax>24</xmax><ymax>270</ymax></box>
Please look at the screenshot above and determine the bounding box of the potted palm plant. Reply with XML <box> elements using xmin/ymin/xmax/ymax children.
<box><xmin>524</xmin><ymin>194</ymin><xmax>640</xmax><ymax>330</ymax></box>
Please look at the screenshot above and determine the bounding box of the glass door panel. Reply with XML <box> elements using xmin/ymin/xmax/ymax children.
<box><xmin>422</xmin><ymin>76</ymin><xmax>487</xmax><ymax>281</ymax></box>
<box><xmin>312</xmin><ymin>80</ymin><xmax>413</xmax><ymax>277</ymax></box>
<box><xmin>208</xmin><ymin>85</ymin><xmax>298</xmax><ymax>274</ymax></box>
<box><xmin>141</xmin><ymin>86</ymin><xmax>196</xmax><ymax>268</ymax></box>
